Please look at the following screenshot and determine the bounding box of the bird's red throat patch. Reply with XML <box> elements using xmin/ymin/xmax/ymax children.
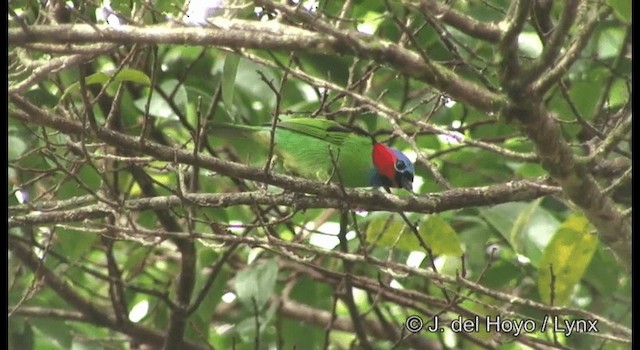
<box><xmin>372</xmin><ymin>143</ymin><xmax>397</xmax><ymax>181</ymax></box>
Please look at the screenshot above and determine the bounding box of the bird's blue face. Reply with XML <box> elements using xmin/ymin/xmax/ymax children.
<box><xmin>369</xmin><ymin>145</ymin><xmax>414</xmax><ymax>191</ymax></box>
<box><xmin>390</xmin><ymin>149</ymin><xmax>415</xmax><ymax>191</ymax></box>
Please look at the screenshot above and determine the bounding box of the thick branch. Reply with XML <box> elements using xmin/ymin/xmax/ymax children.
<box><xmin>127</xmin><ymin>169</ymin><xmax>196</xmax><ymax>350</ymax></box>
<box><xmin>8</xmin><ymin>237</ymin><xmax>209</xmax><ymax>350</ymax></box>
<box><xmin>531</xmin><ymin>6</ymin><xmax>611</xmax><ymax>94</ymax></box>
<box><xmin>12</xmin><ymin>225</ymin><xmax>631</xmax><ymax>340</ymax></box>
<box><xmin>503</xmin><ymin>102</ymin><xmax>631</xmax><ymax>269</ymax></box>
<box><xmin>125</xmin><ymin>165</ymin><xmax>196</xmax><ymax>350</ymax></box>
<box><xmin>9</xmin><ymin>44</ymin><xmax>117</xmax><ymax>94</ymax></box>
<box><xmin>521</xmin><ymin>0</ymin><xmax>581</xmax><ymax>86</ymax></box>
<box><xmin>10</xmin><ymin>95</ymin><xmax>555</xmax><ymax>209</ymax></box>
<box><xmin>419</xmin><ymin>0</ymin><xmax>502</xmax><ymax>42</ymax></box>
<box><xmin>9</xmin><ymin>182</ymin><xmax>560</xmax><ymax>227</ymax></box>
<box><xmin>9</xmin><ymin>21</ymin><xmax>505</xmax><ymax>113</ymax></box>
<box><xmin>498</xmin><ymin>0</ymin><xmax>531</xmax><ymax>81</ymax></box>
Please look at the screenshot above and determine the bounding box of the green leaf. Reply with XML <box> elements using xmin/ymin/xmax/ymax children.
<box><xmin>357</xmin><ymin>11</ymin><xmax>385</xmax><ymax>34</ymax></box>
<box><xmin>234</xmin><ymin>303</ymin><xmax>277</xmax><ymax>343</ymax></box>
<box><xmin>364</xmin><ymin>214</ymin><xmax>405</xmax><ymax>248</ymax></box>
<box><xmin>62</xmin><ymin>68</ymin><xmax>151</xmax><ymax>99</ymax></box>
<box><xmin>221</xmin><ymin>53</ymin><xmax>240</xmax><ymax>113</ymax></box>
<box><xmin>365</xmin><ymin>214</ymin><xmax>462</xmax><ymax>255</ymax></box>
<box><xmin>537</xmin><ymin>215</ymin><xmax>598</xmax><ymax>306</ymax></box>
<box><xmin>597</xmin><ymin>26</ymin><xmax>627</xmax><ymax>60</ymax></box>
<box><xmin>608</xmin><ymin>78</ymin><xmax>630</xmax><ymax>108</ymax></box>
<box><xmin>9</xmin><ymin>134</ymin><xmax>27</xmax><ymax>160</ymax></box>
<box><xmin>122</xmin><ymin>246</ymin><xmax>151</xmax><ymax>279</ymax></box>
<box><xmin>56</xmin><ymin>229</ymin><xmax>98</xmax><ymax>262</ymax></box>
<box><xmin>184</xmin><ymin>313</ymin><xmax>209</xmax><ymax>346</ymax></box>
<box><xmin>55</xmin><ymin>165</ymin><xmax>101</xmax><ymax>201</ymax></box>
<box><xmin>24</xmin><ymin>88</ymin><xmax>58</xmax><ymax>108</ymax></box>
<box><xmin>9</xmin><ymin>319</ymin><xmax>34</xmax><ymax>350</ymax></box>
<box><xmin>505</xmin><ymin>161</ymin><xmax>546</xmax><ymax>178</ymax></box>
<box><xmin>110</xmin><ymin>0</ymin><xmax>134</xmax><ymax>17</ymax></box>
<box><xmin>217</xmin><ymin>58</ymin><xmax>277</xmax><ymax>113</ymax></box>
<box><xmin>510</xmin><ymin>198</ymin><xmax>543</xmax><ymax>255</ymax></box>
<box><xmin>234</xmin><ymin>258</ymin><xmax>279</xmax><ymax>311</ymax></box>
<box><xmin>282</xmin><ymin>276</ymin><xmax>329</xmax><ymax>348</ymax></box>
<box><xmin>608</xmin><ymin>0</ymin><xmax>631</xmax><ymax>23</ymax></box>
<box><xmin>582</xmin><ymin>244</ymin><xmax>621</xmax><ymax>296</ymax></box>
<box><xmin>32</xmin><ymin>319</ymin><xmax>72</xmax><ymax>349</ymax></box>
<box><xmin>481</xmin><ymin>259</ymin><xmax>522</xmax><ymax>289</ymax></box>
<box><xmin>418</xmin><ymin>215</ymin><xmax>464</xmax><ymax>256</ymax></box>
<box><xmin>481</xmin><ymin>202</ymin><xmax>559</xmax><ymax>267</ymax></box>
<box><xmin>193</xmin><ymin>252</ymin><xmax>230</xmax><ymax>329</ymax></box>
<box><xmin>133</xmin><ymin>79</ymin><xmax>188</xmax><ymax>119</ymax></box>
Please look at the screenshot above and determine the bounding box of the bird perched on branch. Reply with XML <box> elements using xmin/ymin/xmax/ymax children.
<box><xmin>207</xmin><ymin>118</ymin><xmax>414</xmax><ymax>192</ymax></box>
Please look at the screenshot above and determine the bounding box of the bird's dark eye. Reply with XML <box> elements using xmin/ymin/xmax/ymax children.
<box><xmin>394</xmin><ymin>160</ymin><xmax>406</xmax><ymax>171</ymax></box>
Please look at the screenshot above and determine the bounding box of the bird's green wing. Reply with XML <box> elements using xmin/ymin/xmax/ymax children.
<box><xmin>275</xmin><ymin>118</ymin><xmax>351</xmax><ymax>147</ymax></box>
<box><xmin>272</xmin><ymin>119</ymin><xmax>374</xmax><ymax>187</ymax></box>
<box><xmin>207</xmin><ymin>118</ymin><xmax>375</xmax><ymax>187</ymax></box>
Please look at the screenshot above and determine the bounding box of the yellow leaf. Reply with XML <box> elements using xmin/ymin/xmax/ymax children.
<box><xmin>538</xmin><ymin>214</ymin><xmax>598</xmax><ymax>306</ymax></box>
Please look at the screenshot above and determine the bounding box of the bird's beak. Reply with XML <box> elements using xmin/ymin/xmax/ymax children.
<box><xmin>402</xmin><ymin>180</ymin><xmax>413</xmax><ymax>192</ymax></box>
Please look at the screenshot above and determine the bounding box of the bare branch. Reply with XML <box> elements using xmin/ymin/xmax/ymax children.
<box><xmin>418</xmin><ymin>0</ymin><xmax>502</xmax><ymax>42</ymax></box>
<box><xmin>9</xmin><ymin>20</ymin><xmax>505</xmax><ymax>114</ymax></box>
<box><xmin>502</xmin><ymin>101</ymin><xmax>631</xmax><ymax>269</ymax></box>
<box><xmin>522</xmin><ymin>0</ymin><xmax>581</xmax><ymax>86</ymax></box>
<box><xmin>531</xmin><ymin>6</ymin><xmax>612</xmax><ymax>94</ymax></box>
<box><xmin>9</xmin><ymin>181</ymin><xmax>561</xmax><ymax>227</ymax></box>
<box><xmin>8</xmin><ymin>237</ymin><xmax>210</xmax><ymax>350</ymax></box>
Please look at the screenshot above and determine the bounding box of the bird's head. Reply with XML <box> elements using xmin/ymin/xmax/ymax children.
<box><xmin>370</xmin><ymin>143</ymin><xmax>415</xmax><ymax>191</ymax></box>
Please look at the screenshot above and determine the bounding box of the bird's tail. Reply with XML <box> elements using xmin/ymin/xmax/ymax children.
<box><xmin>205</xmin><ymin>120</ymin><xmax>273</xmax><ymax>148</ymax></box>
<box><xmin>206</xmin><ymin>120</ymin><xmax>265</xmax><ymax>136</ymax></box>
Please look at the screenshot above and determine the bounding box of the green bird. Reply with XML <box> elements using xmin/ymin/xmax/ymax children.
<box><xmin>208</xmin><ymin>118</ymin><xmax>415</xmax><ymax>191</ymax></box>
